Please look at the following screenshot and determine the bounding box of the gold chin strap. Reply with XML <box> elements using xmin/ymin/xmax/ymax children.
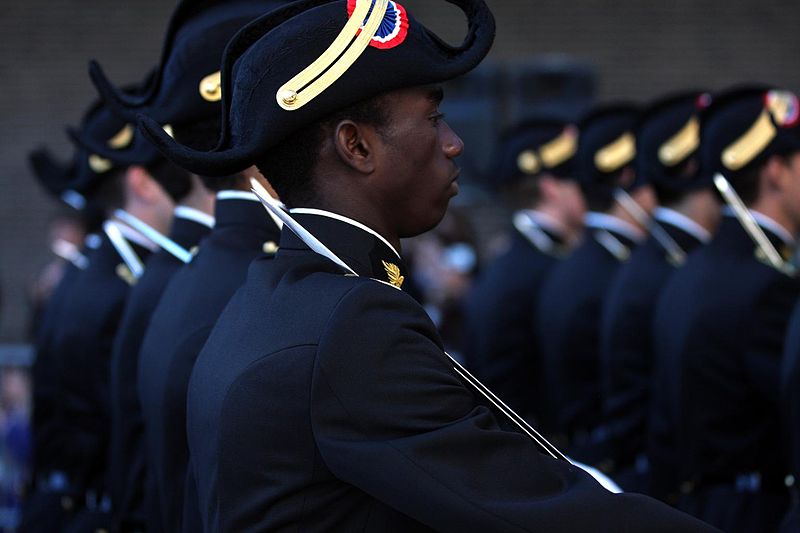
<box><xmin>276</xmin><ymin>0</ymin><xmax>389</xmax><ymax>111</ymax></box>
<box><xmin>659</xmin><ymin>116</ymin><xmax>699</xmax><ymax>167</ymax></box>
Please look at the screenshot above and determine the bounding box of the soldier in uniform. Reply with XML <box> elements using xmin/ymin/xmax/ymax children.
<box><xmin>20</xmin><ymin>148</ymin><xmax>98</xmax><ymax>533</ymax></box>
<box><xmin>85</xmin><ymin>58</ymin><xmax>219</xmax><ymax>532</ymax></box>
<box><xmin>88</xmin><ymin>1</ymin><xmax>284</xmax><ymax>529</ymax></box>
<box><xmin>652</xmin><ymin>86</ymin><xmax>800</xmax><ymax>533</ymax></box>
<box><xmin>598</xmin><ymin>92</ymin><xmax>721</xmax><ymax>495</ymax></box>
<box><xmin>93</xmin><ymin>3</ymin><xmax>291</xmax><ymax>530</ymax></box>
<box><xmin>536</xmin><ymin>103</ymin><xmax>654</xmax><ymax>461</ymax></box>
<box><xmin>43</xmin><ymin>97</ymin><xmax>190</xmax><ymax>533</ymax></box>
<box><xmin>106</xmin><ymin>181</ymin><xmax>212</xmax><ymax>533</ymax></box>
<box><xmin>462</xmin><ymin>119</ymin><xmax>585</xmax><ymax>430</ymax></box>
<box><xmin>139</xmin><ymin>1</ymin><xmax>715</xmax><ymax>530</ymax></box>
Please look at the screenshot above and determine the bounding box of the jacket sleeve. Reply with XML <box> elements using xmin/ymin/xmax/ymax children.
<box><xmin>311</xmin><ymin>280</ymin><xmax>718</xmax><ymax>533</ymax></box>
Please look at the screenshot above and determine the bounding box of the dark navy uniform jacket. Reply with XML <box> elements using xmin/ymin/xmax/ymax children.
<box><xmin>651</xmin><ymin>214</ymin><xmax>798</xmax><ymax>532</ymax></box>
<box><xmin>30</xmin><ymin>256</ymin><xmax>85</xmax><ymax>482</ymax></box>
<box><xmin>781</xmin><ymin>301</ymin><xmax>800</xmax><ymax>531</ymax></box>
<box><xmin>185</xmin><ymin>211</ymin><xmax>714</xmax><ymax>532</ymax></box>
<box><xmin>599</xmin><ymin>209</ymin><xmax>706</xmax><ymax>475</ymax></box>
<box><xmin>108</xmin><ymin>211</ymin><xmax>212</xmax><ymax>531</ymax></box>
<box><xmin>537</xmin><ymin>214</ymin><xmax>640</xmax><ymax>441</ymax></box>
<box><xmin>49</xmin><ymin>232</ymin><xmax>151</xmax><ymax>496</ymax></box>
<box><xmin>137</xmin><ymin>195</ymin><xmax>279</xmax><ymax>533</ymax></box>
<box><xmin>462</xmin><ymin>212</ymin><xmax>565</xmax><ymax>427</ymax></box>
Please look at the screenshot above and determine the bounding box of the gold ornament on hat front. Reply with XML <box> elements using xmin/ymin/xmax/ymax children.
<box><xmin>88</xmin><ymin>154</ymin><xmax>113</xmax><ymax>174</ymax></box>
<box><xmin>659</xmin><ymin>117</ymin><xmax>700</xmax><ymax>167</ymax></box>
<box><xmin>595</xmin><ymin>132</ymin><xmax>636</xmax><ymax>173</ymax></box>
<box><xmin>276</xmin><ymin>0</ymin><xmax>389</xmax><ymax>111</ymax></box>
<box><xmin>721</xmin><ymin>110</ymin><xmax>776</xmax><ymax>171</ymax></box>
<box><xmin>199</xmin><ymin>71</ymin><xmax>222</xmax><ymax>102</ymax></box>
<box><xmin>108</xmin><ymin>124</ymin><xmax>134</xmax><ymax>149</ymax></box>
<box><xmin>540</xmin><ymin>127</ymin><xmax>578</xmax><ymax>168</ymax></box>
<box><xmin>517</xmin><ymin>150</ymin><xmax>541</xmax><ymax>175</ymax></box>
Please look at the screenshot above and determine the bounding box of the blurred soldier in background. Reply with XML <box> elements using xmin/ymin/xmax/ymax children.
<box><xmin>21</xmin><ymin>147</ymin><xmax>98</xmax><ymax>533</ymax></box>
<box><xmin>26</xmin><ymin>210</ymin><xmax>87</xmax><ymax>338</ymax></box>
<box><xmin>599</xmin><ymin>91</ymin><xmax>721</xmax><ymax>494</ymax></box>
<box><xmin>536</xmin><ymin>104</ymin><xmax>653</xmax><ymax>462</ymax></box>
<box><xmin>652</xmin><ymin>86</ymin><xmax>800</xmax><ymax>533</ymax></box>
<box><xmin>88</xmin><ymin>2</ymin><xmax>293</xmax><ymax>529</ymax></box>
<box><xmin>462</xmin><ymin>118</ymin><xmax>585</xmax><ymax>429</ymax></box>
<box><xmin>20</xmin><ymin>95</ymin><xmax>191</xmax><ymax>533</ymax></box>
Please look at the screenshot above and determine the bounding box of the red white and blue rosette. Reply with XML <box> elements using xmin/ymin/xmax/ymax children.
<box><xmin>347</xmin><ymin>0</ymin><xmax>409</xmax><ymax>50</ymax></box>
<box><xmin>766</xmin><ymin>90</ymin><xmax>800</xmax><ymax>128</ymax></box>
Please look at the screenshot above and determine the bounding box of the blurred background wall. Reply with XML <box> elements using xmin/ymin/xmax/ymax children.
<box><xmin>1</xmin><ymin>0</ymin><xmax>800</xmax><ymax>342</ymax></box>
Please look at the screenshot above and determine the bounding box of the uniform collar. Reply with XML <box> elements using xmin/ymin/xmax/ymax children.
<box><xmin>722</xmin><ymin>207</ymin><xmax>796</xmax><ymax>248</ymax></box>
<box><xmin>280</xmin><ymin>208</ymin><xmax>409</xmax><ymax>290</ymax></box>
<box><xmin>654</xmin><ymin>207</ymin><xmax>711</xmax><ymax>244</ymax></box>
<box><xmin>520</xmin><ymin>210</ymin><xmax>568</xmax><ymax>241</ymax></box>
<box><xmin>112</xmin><ymin>214</ymin><xmax>158</xmax><ymax>252</ymax></box>
<box><xmin>174</xmin><ymin>206</ymin><xmax>215</xmax><ymax>229</ymax></box>
<box><xmin>513</xmin><ymin>210</ymin><xmax>567</xmax><ymax>257</ymax></box>
<box><xmin>216</xmin><ymin>190</ymin><xmax>261</xmax><ymax>202</ymax></box>
<box><xmin>169</xmin><ymin>211</ymin><xmax>213</xmax><ymax>250</ymax></box>
<box><xmin>214</xmin><ymin>191</ymin><xmax>281</xmax><ymax>237</ymax></box>
<box><xmin>100</xmin><ymin>221</ymin><xmax>153</xmax><ymax>284</ymax></box>
<box><xmin>584</xmin><ymin>211</ymin><xmax>645</xmax><ymax>244</ymax></box>
<box><xmin>715</xmin><ymin>213</ymin><xmax>795</xmax><ymax>268</ymax></box>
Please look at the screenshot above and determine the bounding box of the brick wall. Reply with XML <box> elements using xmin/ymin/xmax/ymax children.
<box><xmin>1</xmin><ymin>0</ymin><xmax>799</xmax><ymax>341</ymax></box>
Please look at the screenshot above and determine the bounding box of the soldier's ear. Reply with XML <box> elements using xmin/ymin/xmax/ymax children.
<box><xmin>332</xmin><ymin>120</ymin><xmax>378</xmax><ymax>175</ymax></box>
<box><xmin>125</xmin><ymin>165</ymin><xmax>162</xmax><ymax>204</ymax></box>
<box><xmin>762</xmin><ymin>154</ymin><xmax>791</xmax><ymax>193</ymax></box>
<box><xmin>537</xmin><ymin>175</ymin><xmax>560</xmax><ymax>203</ymax></box>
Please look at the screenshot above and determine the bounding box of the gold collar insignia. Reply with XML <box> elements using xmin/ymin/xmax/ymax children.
<box><xmin>382</xmin><ymin>260</ymin><xmax>404</xmax><ymax>289</ymax></box>
<box><xmin>116</xmin><ymin>263</ymin><xmax>137</xmax><ymax>286</ymax></box>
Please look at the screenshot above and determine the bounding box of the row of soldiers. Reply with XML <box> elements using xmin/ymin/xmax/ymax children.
<box><xmin>462</xmin><ymin>87</ymin><xmax>800</xmax><ymax>533</ymax></box>
<box><xmin>18</xmin><ymin>0</ymin><xmax>796</xmax><ymax>532</ymax></box>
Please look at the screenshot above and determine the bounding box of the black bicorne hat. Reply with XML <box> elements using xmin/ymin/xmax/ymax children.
<box><xmin>575</xmin><ymin>103</ymin><xmax>641</xmax><ymax>191</ymax></box>
<box><xmin>489</xmin><ymin>118</ymin><xmax>579</xmax><ymax>189</ymax></box>
<box><xmin>138</xmin><ymin>0</ymin><xmax>496</xmax><ymax>176</ymax></box>
<box><xmin>28</xmin><ymin>147</ymin><xmax>86</xmax><ymax>210</ymax></box>
<box><xmin>700</xmin><ymin>84</ymin><xmax>800</xmax><ymax>178</ymax></box>
<box><xmin>67</xmin><ymin>93</ymin><xmax>162</xmax><ymax>195</ymax></box>
<box><xmin>89</xmin><ymin>0</ymin><xmax>286</xmax><ymax>136</ymax></box>
<box><xmin>636</xmin><ymin>90</ymin><xmax>713</xmax><ymax>194</ymax></box>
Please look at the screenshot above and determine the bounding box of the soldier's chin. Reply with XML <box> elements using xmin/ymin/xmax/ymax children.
<box><xmin>398</xmin><ymin>201</ymin><xmax>452</xmax><ymax>238</ymax></box>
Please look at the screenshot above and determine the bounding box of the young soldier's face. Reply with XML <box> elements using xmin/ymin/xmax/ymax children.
<box><xmin>374</xmin><ymin>85</ymin><xmax>464</xmax><ymax>238</ymax></box>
